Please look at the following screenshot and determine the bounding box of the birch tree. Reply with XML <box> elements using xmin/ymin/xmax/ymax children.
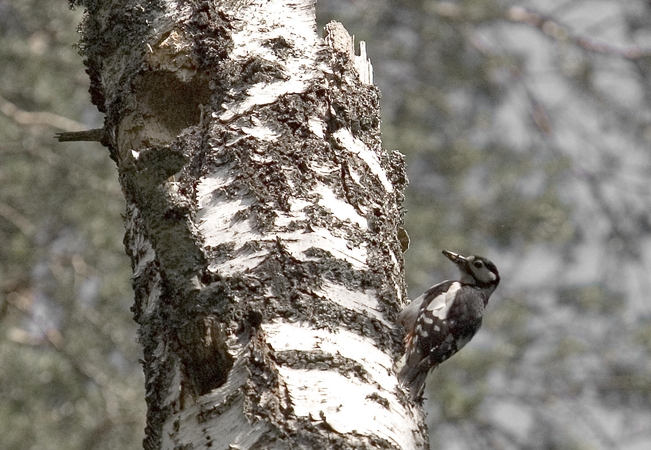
<box><xmin>63</xmin><ymin>0</ymin><xmax>427</xmax><ymax>448</ymax></box>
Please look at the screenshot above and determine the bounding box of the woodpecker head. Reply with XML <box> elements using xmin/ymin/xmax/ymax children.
<box><xmin>442</xmin><ymin>250</ymin><xmax>500</xmax><ymax>291</ymax></box>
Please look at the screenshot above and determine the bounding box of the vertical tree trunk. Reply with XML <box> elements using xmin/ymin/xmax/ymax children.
<box><xmin>72</xmin><ymin>0</ymin><xmax>427</xmax><ymax>448</ymax></box>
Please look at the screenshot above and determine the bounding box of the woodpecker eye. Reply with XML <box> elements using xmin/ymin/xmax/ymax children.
<box><xmin>473</xmin><ymin>261</ymin><xmax>483</xmax><ymax>268</ymax></box>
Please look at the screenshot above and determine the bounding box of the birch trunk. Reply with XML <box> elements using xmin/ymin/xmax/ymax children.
<box><xmin>72</xmin><ymin>0</ymin><xmax>427</xmax><ymax>448</ymax></box>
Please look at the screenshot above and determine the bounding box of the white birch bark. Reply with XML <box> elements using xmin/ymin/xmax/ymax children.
<box><xmin>73</xmin><ymin>0</ymin><xmax>427</xmax><ymax>448</ymax></box>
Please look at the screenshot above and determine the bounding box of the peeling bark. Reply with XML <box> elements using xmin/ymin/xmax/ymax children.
<box><xmin>72</xmin><ymin>0</ymin><xmax>427</xmax><ymax>448</ymax></box>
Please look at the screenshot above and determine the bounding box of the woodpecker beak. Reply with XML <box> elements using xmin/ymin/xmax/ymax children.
<box><xmin>442</xmin><ymin>250</ymin><xmax>467</xmax><ymax>267</ymax></box>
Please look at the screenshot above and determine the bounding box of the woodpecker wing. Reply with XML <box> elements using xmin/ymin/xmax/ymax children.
<box><xmin>397</xmin><ymin>281</ymin><xmax>457</xmax><ymax>390</ymax></box>
<box><xmin>398</xmin><ymin>283</ymin><xmax>486</xmax><ymax>400</ymax></box>
<box><xmin>423</xmin><ymin>281</ymin><xmax>461</xmax><ymax>320</ymax></box>
<box><xmin>422</xmin><ymin>288</ymin><xmax>484</xmax><ymax>360</ymax></box>
<box><xmin>398</xmin><ymin>280</ymin><xmax>456</xmax><ymax>339</ymax></box>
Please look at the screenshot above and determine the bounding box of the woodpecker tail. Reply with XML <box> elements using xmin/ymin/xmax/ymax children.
<box><xmin>397</xmin><ymin>357</ymin><xmax>435</xmax><ymax>401</ymax></box>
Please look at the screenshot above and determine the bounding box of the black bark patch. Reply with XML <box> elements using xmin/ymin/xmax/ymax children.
<box><xmin>366</xmin><ymin>392</ymin><xmax>391</xmax><ymax>410</ymax></box>
<box><xmin>179</xmin><ymin>316</ymin><xmax>234</xmax><ymax>397</ymax></box>
<box><xmin>134</xmin><ymin>71</ymin><xmax>212</xmax><ymax>137</ymax></box>
<box><xmin>275</xmin><ymin>350</ymin><xmax>371</xmax><ymax>382</ymax></box>
<box><xmin>241</xmin><ymin>56</ymin><xmax>288</xmax><ymax>83</ymax></box>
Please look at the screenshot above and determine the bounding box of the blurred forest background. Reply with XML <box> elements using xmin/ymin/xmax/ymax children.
<box><xmin>1</xmin><ymin>0</ymin><xmax>650</xmax><ymax>449</ymax></box>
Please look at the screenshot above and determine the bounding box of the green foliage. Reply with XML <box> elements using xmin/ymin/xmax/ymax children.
<box><xmin>634</xmin><ymin>321</ymin><xmax>651</xmax><ymax>349</ymax></box>
<box><xmin>436</xmin><ymin>376</ymin><xmax>487</xmax><ymax>421</ymax></box>
<box><xmin>557</xmin><ymin>285</ymin><xmax>626</xmax><ymax>315</ymax></box>
<box><xmin>0</xmin><ymin>1</ymin><xmax>144</xmax><ymax>449</ymax></box>
<box><xmin>484</xmin><ymin>294</ymin><xmax>535</xmax><ymax>354</ymax></box>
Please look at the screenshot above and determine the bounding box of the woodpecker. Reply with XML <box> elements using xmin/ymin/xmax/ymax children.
<box><xmin>397</xmin><ymin>250</ymin><xmax>500</xmax><ymax>400</ymax></box>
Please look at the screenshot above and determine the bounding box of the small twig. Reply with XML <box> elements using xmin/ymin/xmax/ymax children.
<box><xmin>505</xmin><ymin>6</ymin><xmax>651</xmax><ymax>60</ymax></box>
<box><xmin>0</xmin><ymin>95</ymin><xmax>86</xmax><ymax>131</ymax></box>
<box><xmin>55</xmin><ymin>128</ymin><xmax>109</xmax><ymax>144</ymax></box>
<box><xmin>0</xmin><ymin>201</ymin><xmax>36</xmax><ymax>236</ymax></box>
<box><xmin>430</xmin><ymin>2</ymin><xmax>651</xmax><ymax>60</ymax></box>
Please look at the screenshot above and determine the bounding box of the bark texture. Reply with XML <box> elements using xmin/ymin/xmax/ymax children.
<box><xmin>73</xmin><ymin>0</ymin><xmax>427</xmax><ymax>448</ymax></box>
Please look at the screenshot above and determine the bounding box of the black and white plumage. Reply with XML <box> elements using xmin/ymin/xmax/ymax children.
<box><xmin>397</xmin><ymin>250</ymin><xmax>500</xmax><ymax>400</ymax></box>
